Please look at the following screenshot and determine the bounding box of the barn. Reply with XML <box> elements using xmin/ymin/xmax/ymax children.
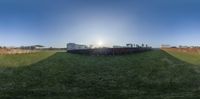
<box><xmin>67</xmin><ymin>43</ymin><xmax>88</xmax><ymax>51</ymax></box>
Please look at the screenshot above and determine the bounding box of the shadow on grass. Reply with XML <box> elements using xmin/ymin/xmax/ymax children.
<box><xmin>0</xmin><ymin>51</ymin><xmax>200</xmax><ymax>99</ymax></box>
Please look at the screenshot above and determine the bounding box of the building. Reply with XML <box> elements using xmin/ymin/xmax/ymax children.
<box><xmin>161</xmin><ymin>44</ymin><xmax>171</xmax><ymax>48</ymax></box>
<box><xmin>179</xmin><ymin>45</ymin><xmax>189</xmax><ymax>48</ymax></box>
<box><xmin>67</xmin><ymin>43</ymin><xmax>88</xmax><ymax>50</ymax></box>
<box><xmin>20</xmin><ymin>45</ymin><xmax>44</xmax><ymax>50</ymax></box>
<box><xmin>191</xmin><ymin>46</ymin><xmax>200</xmax><ymax>48</ymax></box>
<box><xmin>33</xmin><ymin>45</ymin><xmax>45</xmax><ymax>49</ymax></box>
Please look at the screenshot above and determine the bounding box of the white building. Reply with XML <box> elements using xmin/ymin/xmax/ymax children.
<box><xmin>161</xmin><ymin>44</ymin><xmax>171</xmax><ymax>48</ymax></box>
<box><xmin>179</xmin><ymin>45</ymin><xmax>189</xmax><ymax>48</ymax></box>
<box><xmin>67</xmin><ymin>43</ymin><xmax>88</xmax><ymax>50</ymax></box>
<box><xmin>20</xmin><ymin>45</ymin><xmax>44</xmax><ymax>50</ymax></box>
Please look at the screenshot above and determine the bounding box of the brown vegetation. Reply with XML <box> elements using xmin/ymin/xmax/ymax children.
<box><xmin>161</xmin><ymin>48</ymin><xmax>200</xmax><ymax>55</ymax></box>
<box><xmin>0</xmin><ymin>48</ymin><xmax>37</xmax><ymax>55</ymax></box>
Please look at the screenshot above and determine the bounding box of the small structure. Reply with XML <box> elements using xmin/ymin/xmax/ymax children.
<box><xmin>67</xmin><ymin>43</ymin><xmax>88</xmax><ymax>51</ymax></box>
<box><xmin>179</xmin><ymin>45</ymin><xmax>189</xmax><ymax>48</ymax></box>
<box><xmin>191</xmin><ymin>46</ymin><xmax>200</xmax><ymax>48</ymax></box>
<box><xmin>161</xmin><ymin>44</ymin><xmax>171</xmax><ymax>48</ymax></box>
<box><xmin>20</xmin><ymin>45</ymin><xmax>44</xmax><ymax>50</ymax></box>
<box><xmin>33</xmin><ymin>45</ymin><xmax>44</xmax><ymax>49</ymax></box>
<box><xmin>171</xmin><ymin>46</ymin><xmax>177</xmax><ymax>48</ymax></box>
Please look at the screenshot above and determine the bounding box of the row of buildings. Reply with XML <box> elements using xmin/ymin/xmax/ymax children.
<box><xmin>20</xmin><ymin>45</ymin><xmax>44</xmax><ymax>50</ymax></box>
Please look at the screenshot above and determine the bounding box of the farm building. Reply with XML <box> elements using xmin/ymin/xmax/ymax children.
<box><xmin>161</xmin><ymin>44</ymin><xmax>171</xmax><ymax>48</ymax></box>
<box><xmin>20</xmin><ymin>45</ymin><xmax>44</xmax><ymax>50</ymax></box>
<box><xmin>179</xmin><ymin>45</ymin><xmax>190</xmax><ymax>48</ymax></box>
<box><xmin>67</xmin><ymin>43</ymin><xmax>88</xmax><ymax>50</ymax></box>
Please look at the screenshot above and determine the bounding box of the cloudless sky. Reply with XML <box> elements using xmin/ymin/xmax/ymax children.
<box><xmin>0</xmin><ymin>0</ymin><xmax>200</xmax><ymax>48</ymax></box>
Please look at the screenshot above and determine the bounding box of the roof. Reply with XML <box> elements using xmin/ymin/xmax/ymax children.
<box><xmin>32</xmin><ymin>45</ymin><xmax>44</xmax><ymax>47</ymax></box>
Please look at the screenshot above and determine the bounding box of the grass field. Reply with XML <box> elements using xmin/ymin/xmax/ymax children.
<box><xmin>0</xmin><ymin>50</ymin><xmax>200</xmax><ymax>99</ymax></box>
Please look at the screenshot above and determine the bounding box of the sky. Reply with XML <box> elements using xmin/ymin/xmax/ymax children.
<box><xmin>0</xmin><ymin>0</ymin><xmax>200</xmax><ymax>48</ymax></box>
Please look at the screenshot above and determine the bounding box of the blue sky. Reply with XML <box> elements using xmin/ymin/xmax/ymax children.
<box><xmin>0</xmin><ymin>0</ymin><xmax>200</xmax><ymax>48</ymax></box>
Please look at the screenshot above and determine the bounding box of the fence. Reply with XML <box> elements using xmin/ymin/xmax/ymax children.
<box><xmin>67</xmin><ymin>48</ymin><xmax>152</xmax><ymax>55</ymax></box>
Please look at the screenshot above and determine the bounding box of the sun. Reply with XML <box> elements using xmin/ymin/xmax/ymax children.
<box><xmin>97</xmin><ymin>40</ymin><xmax>103</xmax><ymax>47</ymax></box>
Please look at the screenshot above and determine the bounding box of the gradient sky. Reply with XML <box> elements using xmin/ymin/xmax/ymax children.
<box><xmin>0</xmin><ymin>0</ymin><xmax>200</xmax><ymax>48</ymax></box>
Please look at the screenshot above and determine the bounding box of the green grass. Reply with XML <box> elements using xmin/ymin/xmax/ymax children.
<box><xmin>0</xmin><ymin>50</ymin><xmax>200</xmax><ymax>99</ymax></box>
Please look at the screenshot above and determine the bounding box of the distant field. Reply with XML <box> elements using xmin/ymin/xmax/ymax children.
<box><xmin>162</xmin><ymin>48</ymin><xmax>200</xmax><ymax>65</ymax></box>
<box><xmin>0</xmin><ymin>50</ymin><xmax>200</xmax><ymax>99</ymax></box>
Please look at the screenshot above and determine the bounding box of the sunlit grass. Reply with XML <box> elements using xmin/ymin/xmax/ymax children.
<box><xmin>162</xmin><ymin>48</ymin><xmax>200</xmax><ymax>65</ymax></box>
<box><xmin>0</xmin><ymin>52</ymin><xmax>55</xmax><ymax>67</ymax></box>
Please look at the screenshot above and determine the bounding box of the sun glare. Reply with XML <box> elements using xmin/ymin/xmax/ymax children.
<box><xmin>97</xmin><ymin>40</ymin><xmax>103</xmax><ymax>47</ymax></box>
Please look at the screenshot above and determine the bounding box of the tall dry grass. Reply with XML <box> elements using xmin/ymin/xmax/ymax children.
<box><xmin>0</xmin><ymin>48</ymin><xmax>37</xmax><ymax>55</ymax></box>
